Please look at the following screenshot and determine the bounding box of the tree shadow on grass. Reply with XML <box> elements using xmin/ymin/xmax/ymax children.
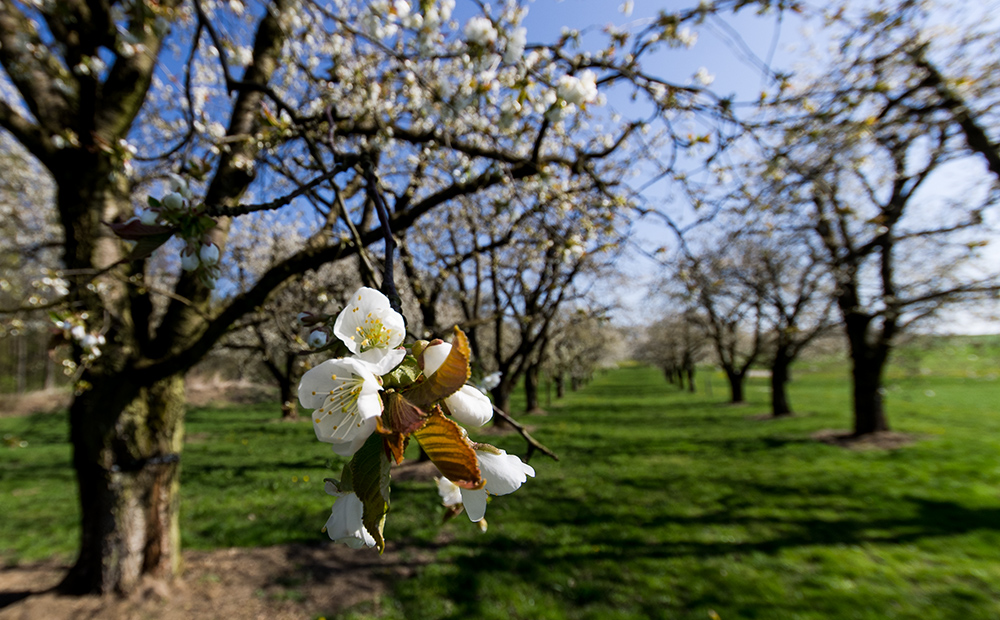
<box><xmin>405</xmin><ymin>496</ymin><xmax>1000</xmax><ymax>618</ymax></box>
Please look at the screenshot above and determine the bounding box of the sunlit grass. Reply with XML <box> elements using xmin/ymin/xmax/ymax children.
<box><xmin>2</xmin><ymin>336</ymin><xmax>999</xmax><ymax>619</ymax></box>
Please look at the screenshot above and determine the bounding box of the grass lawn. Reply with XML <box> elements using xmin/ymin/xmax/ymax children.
<box><xmin>2</xmin><ymin>337</ymin><xmax>1000</xmax><ymax>619</ymax></box>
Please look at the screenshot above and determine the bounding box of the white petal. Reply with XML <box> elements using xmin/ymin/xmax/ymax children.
<box><xmin>356</xmin><ymin>346</ymin><xmax>406</xmax><ymax>375</ymax></box>
<box><xmin>461</xmin><ymin>487</ymin><xmax>488</xmax><ymax>522</ymax></box>
<box><xmin>314</xmin><ymin>399</ymin><xmax>380</xmax><ymax>445</ymax></box>
<box><xmin>327</xmin><ymin>417</ymin><xmax>379</xmax><ymax>457</ymax></box>
<box><xmin>422</xmin><ymin>342</ymin><xmax>452</xmax><ymax>376</ymax></box>
<box><xmin>325</xmin><ymin>493</ymin><xmax>376</xmax><ymax>548</ymax></box>
<box><xmin>298</xmin><ymin>359</ymin><xmax>341</xmax><ymax>409</ymax></box>
<box><xmin>436</xmin><ymin>477</ymin><xmax>463</xmax><ymax>506</ymax></box>
<box><xmin>445</xmin><ymin>386</ymin><xmax>493</xmax><ymax>427</ymax></box>
<box><xmin>477</xmin><ymin>449</ymin><xmax>534</xmax><ymax>496</ymax></box>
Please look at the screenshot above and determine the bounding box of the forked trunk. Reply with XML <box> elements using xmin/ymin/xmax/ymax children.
<box><xmin>59</xmin><ymin>374</ymin><xmax>186</xmax><ymax>595</ymax></box>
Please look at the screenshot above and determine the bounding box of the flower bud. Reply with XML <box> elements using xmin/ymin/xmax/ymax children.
<box><xmin>180</xmin><ymin>247</ymin><xmax>200</xmax><ymax>271</ymax></box>
<box><xmin>167</xmin><ymin>173</ymin><xmax>192</xmax><ymax>198</ymax></box>
<box><xmin>307</xmin><ymin>329</ymin><xmax>329</xmax><ymax>348</ymax></box>
<box><xmin>162</xmin><ymin>192</ymin><xmax>185</xmax><ymax>212</ymax></box>
<box><xmin>199</xmin><ymin>242</ymin><xmax>220</xmax><ymax>266</ymax></box>
<box><xmin>138</xmin><ymin>208</ymin><xmax>159</xmax><ymax>225</ymax></box>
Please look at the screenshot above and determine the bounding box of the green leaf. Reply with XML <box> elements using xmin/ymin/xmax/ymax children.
<box><xmin>404</xmin><ymin>327</ymin><xmax>471</xmax><ymax>407</ymax></box>
<box><xmin>413</xmin><ymin>408</ymin><xmax>483</xmax><ymax>490</ymax></box>
<box><xmin>382</xmin><ymin>355</ymin><xmax>422</xmax><ymax>389</ymax></box>
<box><xmin>349</xmin><ymin>433</ymin><xmax>391</xmax><ymax>553</ymax></box>
<box><xmin>147</xmin><ymin>195</ymin><xmax>161</xmax><ymax>208</ymax></box>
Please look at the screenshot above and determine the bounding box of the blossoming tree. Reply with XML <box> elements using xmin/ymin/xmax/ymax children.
<box><xmin>0</xmin><ymin>0</ymin><xmax>749</xmax><ymax>595</ymax></box>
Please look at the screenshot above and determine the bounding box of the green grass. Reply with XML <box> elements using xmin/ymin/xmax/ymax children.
<box><xmin>2</xmin><ymin>339</ymin><xmax>1000</xmax><ymax>619</ymax></box>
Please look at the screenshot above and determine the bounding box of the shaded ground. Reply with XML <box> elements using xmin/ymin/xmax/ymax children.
<box><xmin>0</xmin><ymin>542</ymin><xmax>424</xmax><ymax>620</ymax></box>
<box><xmin>811</xmin><ymin>428</ymin><xmax>923</xmax><ymax>450</ymax></box>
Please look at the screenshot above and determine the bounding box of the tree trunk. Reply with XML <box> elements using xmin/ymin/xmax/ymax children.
<box><xmin>686</xmin><ymin>365</ymin><xmax>696</xmax><ymax>394</ymax></box>
<box><xmin>15</xmin><ymin>333</ymin><xmax>27</xmax><ymax>394</ymax></box>
<box><xmin>491</xmin><ymin>379</ymin><xmax>512</xmax><ymax>427</ymax></box>
<box><xmin>851</xmin><ymin>356</ymin><xmax>889</xmax><ymax>435</ymax></box>
<box><xmin>524</xmin><ymin>364</ymin><xmax>541</xmax><ymax>413</ymax></box>
<box><xmin>555</xmin><ymin>374</ymin><xmax>565</xmax><ymax>399</ymax></box>
<box><xmin>279</xmin><ymin>353</ymin><xmax>298</xmax><ymax>419</ymax></box>
<box><xmin>59</xmin><ymin>374</ymin><xmax>186</xmax><ymax>595</ymax></box>
<box><xmin>725</xmin><ymin>369</ymin><xmax>745</xmax><ymax>403</ymax></box>
<box><xmin>770</xmin><ymin>353</ymin><xmax>792</xmax><ymax>416</ymax></box>
<box><xmin>844</xmin><ymin>317</ymin><xmax>891</xmax><ymax>436</ymax></box>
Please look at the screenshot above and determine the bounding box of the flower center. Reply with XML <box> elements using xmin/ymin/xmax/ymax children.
<box><xmin>321</xmin><ymin>374</ymin><xmax>365</xmax><ymax>416</ymax></box>
<box><xmin>356</xmin><ymin>312</ymin><xmax>393</xmax><ymax>352</ymax></box>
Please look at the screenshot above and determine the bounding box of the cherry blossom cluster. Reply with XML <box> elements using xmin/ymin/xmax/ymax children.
<box><xmin>52</xmin><ymin>313</ymin><xmax>106</xmax><ymax>363</ymax></box>
<box><xmin>298</xmin><ymin>287</ymin><xmax>534</xmax><ymax>550</ymax></box>
<box><xmin>111</xmin><ymin>174</ymin><xmax>221</xmax><ymax>289</ymax></box>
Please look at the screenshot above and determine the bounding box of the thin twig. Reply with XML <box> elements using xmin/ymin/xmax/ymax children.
<box><xmin>491</xmin><ymin>404</ymin><xmax>559</xmax><ymax>463</ymax></box>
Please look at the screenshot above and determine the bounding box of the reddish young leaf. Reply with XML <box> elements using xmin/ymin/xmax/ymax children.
<box><xmin>413</xmin><ymin>408</ymin><xmax>483</xmax><ymax>490</ymax></box>
<box><xmin>381</xmin><ymin>390</ymin><xmax>429</xmax><ymax>435</ymax></box>
<box><xmin>377</xmin><ymin>391</ymin><xmax>427</xmax><ymax>464</ymax></box>
<box><xmin>404</xmin><ymin>327</ymin><xmax>471</xmax><ymax>407</ymax></box>
<box><xmin>106</xmin><ymin>219</ymin><xmax>176</xmax><ymax>261</ymax></box>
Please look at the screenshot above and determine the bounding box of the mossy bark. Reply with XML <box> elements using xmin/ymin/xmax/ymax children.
<box><xmin>60</xmin><ymin>374</ymin><xmax>185</xmax><ymax>594</ymax></box>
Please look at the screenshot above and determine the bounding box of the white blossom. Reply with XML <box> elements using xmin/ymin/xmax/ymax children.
<box><xmin>299</xmin><ymin>357</ymin><xmax>383</xmax><ymax>457</ymax></box>
<box><xmin>465</xmin><ymin>17</ymin><xmax>498</xmax><ymax>47</ymax></box>
<box><xmin>456</xmin><ymin>447</ymin><xmax>535</xmax><ymax>522</ymax></box>
<box><xmin>504</xmin><ymin>27</ymin><xmax>527</xmax><ymax>64</ymax></box>
<box><xmin>323</xmin><ymin>481</ymin><xmax>376</xmax><ymax>548</ymax></box>
<box><xmin>557</xmin><ymin>70</ymin><xmax>598</xmax><ymax>106</ymax></box>
<box><xmin>333</xmin><ymin>287</ymin><xmax>406</xmax><ymax>375</ymax></box>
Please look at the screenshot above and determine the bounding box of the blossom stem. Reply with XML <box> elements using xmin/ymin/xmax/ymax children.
<box><xmin>363</xmin><ymin>165</ymin><xmax>403</xmax><ymax>318</ymax></box>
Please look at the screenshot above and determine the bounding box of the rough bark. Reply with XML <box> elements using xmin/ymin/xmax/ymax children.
<box><xmin>60</xmin><ymin>374</ymin><xmax>185</xmax><ymax>595</ymax></box>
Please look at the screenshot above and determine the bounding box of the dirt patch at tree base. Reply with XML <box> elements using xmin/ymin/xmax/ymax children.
<box><xmin>0</xmin><ymin>542</ymin><xmax>426</xmax><ymax>620</ymax></box>
<box><xmin>811</xmin><ymin>429</ymin><xmax>924</xmax><ymax>450</ymax></box>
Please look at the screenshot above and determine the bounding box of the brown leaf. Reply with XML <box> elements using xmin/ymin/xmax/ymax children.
<box><xmin>413</xmin><ymin>408</ymin><xmax>483</xmax><ymax>490</ymax></box>
<box><xmin>404</xmin><ymin>327</ymin><xmax>471</xmax><ymax>407</ymax></box>
<box><xmin>377</xmin><ymin>391</ymin><xmax>427</xmax><ymax>464</ymax></box>
<box><xmin>381</xmin><ymin>390</ymin><xmax>429</xmax><ymax>435</ymax></box>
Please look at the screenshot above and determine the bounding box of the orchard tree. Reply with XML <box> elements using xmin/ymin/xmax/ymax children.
<box><xmin>756</xmin><ymin>0</ymin><xmax>1000</xmax><ymax>434</ymax></box>
<box><xmin>0</xmin><ymin>0</ymin><xmax>750</xmax><ymax>594</ymax></box>
<box><xmin>675</xmin><ymin>233</ymin><xmax>765</xmax><ymax>404</ymax></box>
